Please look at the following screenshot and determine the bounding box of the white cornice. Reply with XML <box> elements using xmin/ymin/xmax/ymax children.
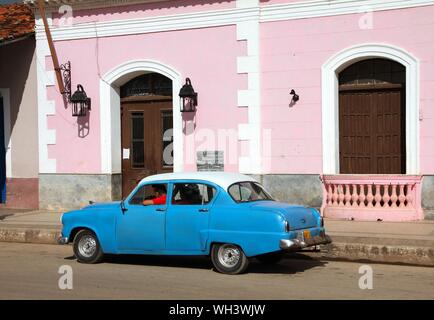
<box><xmin>35</xmin><ymin>6</ymin><xmax>260</xmax><ymax>41</ymax></box>
<box><xmin>260</xmin><ymin>0</ymin><xmax>434</xmax><ymax>22</ymax></box>
<box><xmin>34</xmin><ymin>0</ymin><xmax>434</xmax><ymax>41</ymax></box>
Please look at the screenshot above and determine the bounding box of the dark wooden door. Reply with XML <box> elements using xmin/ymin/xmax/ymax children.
<box><xmin>339</xmin><ymin>86</ymin><xmax>405</xmax><ymax>174</ymax></box>
<box><xmin>121</xmin><ymin>98</ymin><xmax>173</xmax><ymax>197</ymax></box>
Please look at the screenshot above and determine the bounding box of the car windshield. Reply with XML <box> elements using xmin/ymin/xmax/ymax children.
<box><xmin>228</xmin><ymin>182</ymin><xmax>274</xmax><ymax>203</ymax></box>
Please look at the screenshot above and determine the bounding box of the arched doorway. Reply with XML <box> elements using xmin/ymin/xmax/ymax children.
<box><xmin>120</xmin><ymin>72</ymin><xmax>174</xmax><ymax>196</ymax></box>
<box><xmin>338</xmin><ymin>58</ymin><xmax>406</xmax><ymax>174</ymax></box>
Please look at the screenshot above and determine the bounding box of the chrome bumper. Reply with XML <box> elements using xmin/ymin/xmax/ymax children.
<box><xmin>280</xmin><ymin>234</ymin><xmax>332</xmax><ymax>251</ymax></box>
<box><xmin>57</xmin><ymin>236</ymin><xmax>69</xmax><ymax>245</ymax></box>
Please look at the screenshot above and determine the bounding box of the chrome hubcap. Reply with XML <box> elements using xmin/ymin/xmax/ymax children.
<box><xmin>78</xmin><ymin>235</ymin><xmax>97</xmax><ymax>258</ymax></box>
<box><xmin>218</xmin><ymin>245</ymin><xmax>241</xmax><ymax>268</ymax></box>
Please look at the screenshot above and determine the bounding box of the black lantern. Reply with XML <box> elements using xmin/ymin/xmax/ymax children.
<box><xmin>290</xmin><ymin>89</ymin><xmax>300</xmax><ymax>103</ymax></box>
<box><xmin>179</xmin><ymin>78</ymin><xmax>198</xmax><ymax>112</ymax></box>
<box><xmin>70</xmin><ymin>84</ymin><xmax>91</xmax><ymax>117</ymax></box>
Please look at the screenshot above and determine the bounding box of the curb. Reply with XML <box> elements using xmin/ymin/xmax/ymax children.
<box><xmin>302</xmin><ymin>242</ymin><xmax>434</xmax><ymax>267</ymax></box>
<box><xmin>0</xmin><ymin>227</ymin><xmax>61</xmax><ymax>245</ymax></box>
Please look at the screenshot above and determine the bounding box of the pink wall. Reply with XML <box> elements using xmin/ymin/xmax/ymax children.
<box><xmin>261</xmin><ymin>5</ymin><xmax>434</xmax><ymax>174</ymax></box>
<box><xmin>49</xmin><ymin>24</ymin><xmax>247</xmax><ymax>173</ymax></box>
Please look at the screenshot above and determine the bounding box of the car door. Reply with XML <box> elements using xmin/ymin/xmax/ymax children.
<box><xmin>166</xmin><ymin>182</ymin><xmax>217</xmax><ymax>252</ymax></box>
<box><xmin>116</xmin><ymin>183</ymin><xmax>168</xmax><ymax>252</ymax></box>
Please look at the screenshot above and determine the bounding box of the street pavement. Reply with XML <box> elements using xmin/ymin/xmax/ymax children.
<box><xmin>0</xmin><ymin>242</ymin><xmax>433</xmax><ymax>300</ymax></box>
<box><xmin>1</xmin><ymin>210</ymin><xmax>433</xmax><ymax>266</ymax></box>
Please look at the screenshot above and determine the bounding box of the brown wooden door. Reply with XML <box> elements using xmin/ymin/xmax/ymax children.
<box><xmin>339</xmin><ymin>86</ymin><xmax>405</xmax><ymax>174</ymax></box>
<box><xmin>121</xmin><ymin>99</ymin><xmax>173</xmax><ymax>197</ymax></box>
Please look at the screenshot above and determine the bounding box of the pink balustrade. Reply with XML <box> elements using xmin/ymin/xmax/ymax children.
<box><xmin>320</xmin><ymin>175</ymin><xmax>424</xmax><ymax>221</ymax></box>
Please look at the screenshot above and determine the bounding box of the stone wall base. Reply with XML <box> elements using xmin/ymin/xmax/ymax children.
<box><xmin>39</xmin><ymin>174</ymin><xmax>122</xmax><ymax>211</ymax></box>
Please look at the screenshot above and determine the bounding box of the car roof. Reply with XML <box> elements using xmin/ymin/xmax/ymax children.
<box><xmin>139</xmin><ymin>172</ymin><xmax>258</xmax><ymax>190</ymax></box>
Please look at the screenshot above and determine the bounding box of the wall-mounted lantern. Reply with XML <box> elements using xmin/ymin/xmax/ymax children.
<box><xmin>290</xmin><ymin>89</ymin><xmax>300</xmax><ymax>103</ymax></box>
<box><xmin>70</xmin><ymin>85</ymin><xmax>91</xmax><ymax>117</ymax></box>
<box><xmin>289</xmin><ymin>89</ymin><xmax>300</xmax><ymax>103</ymax></box>
<box><xmin>58</xmin><ymin>61</ymin><xmax>91</xmax><ymax>117</ymax></box>
<box><xmin>179</xmin><ymin>78</ymin><xmax>198</xmax><ymax>113</ymax></box>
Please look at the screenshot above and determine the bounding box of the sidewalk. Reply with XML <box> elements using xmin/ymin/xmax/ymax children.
<box><xmin>0</xmin><ymin>209</ymin><xmax>433</xmax><ymax>266</ymax></box>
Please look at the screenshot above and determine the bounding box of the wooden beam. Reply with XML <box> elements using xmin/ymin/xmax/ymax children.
<box><xmin>36</xmin><ymin>0</ymin><xmax>66</xmax><ymax>95</ymax></box>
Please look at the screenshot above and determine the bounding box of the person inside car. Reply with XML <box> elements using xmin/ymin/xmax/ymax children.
<box><xmin>142</xmin><ymin>184</ymin><xmax>167</xmax><ymax>205</ymax></box>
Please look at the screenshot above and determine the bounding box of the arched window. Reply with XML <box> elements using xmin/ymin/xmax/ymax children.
<box><xmin>120</xmin><ymin>73</ymin><xmax>172</xmax><ymax>98</ymax></box>
<box><xmin>338</xmin><ymin>58</ymin><xmax>406</xmax><ymax>174</ymax></box>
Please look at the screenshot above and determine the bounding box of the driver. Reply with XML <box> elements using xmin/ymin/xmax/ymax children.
<box><xmin>142</xmin><ymin>184</ymin><xmax>167</xmax><ymax>206</ymax></box>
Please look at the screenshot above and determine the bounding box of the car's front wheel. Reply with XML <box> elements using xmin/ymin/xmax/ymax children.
<box><xmin>211</xmin><ymin>243</ymin><xmax>249</xmax><ymax>275</ymax></box>
<box><xmin>73</xmin><ymin>229</ymin><xmax>104</xmax><ymax>264</ymax></box>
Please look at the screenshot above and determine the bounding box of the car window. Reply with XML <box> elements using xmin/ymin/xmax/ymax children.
<box><xmin>129</xmin><ymin>183</ymin><xmax>168</xmax><ymax>205</ymax></box>
<box><xmin>228</xmin><ymin>182</ymin><xmax>274</xmax><ymax>203</ymax></box>
<box><xmin>172</xmin><ymin>183</ymin><xmax>216</xmax><ymax>205</ymax></box>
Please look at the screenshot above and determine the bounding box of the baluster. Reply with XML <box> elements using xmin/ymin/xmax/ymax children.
<box><xmin>325</xmin><ymin>184</ymin><xmax>331</xmax><ymax>205</ymax></box>
<box><xmin>359</xmin><ymin>184</ymin><xmax>366</xmax><ymax>208</ymax></box>
<box><xmin>406</xmin><ymin>184</ymin><xmax>414</xmax><ymax>208</ymax></box>
<box><xmin>338</xmin><ymin>184</ymin><xmax>345</xmax><ymax>207</ymax></box>
<box><xmin>344</xmin><ymin>184</ymin><xmax>351</xmax><ymax>207</ymax></box>
<box><xmin>382</xmin><ymin>184</ymin><xmax>391</xmax><ymax>208</ymax></box>
<box><xmin>366</xmin><ymin>184</ymin><xmax>374</xmax><ymax>208</ymax></box>
<box><xmin>332</xmin><ymin>184</ymin><xmax>338</xmax><ymax>206</ymax></box>
<box><xmin>390</xmin><ymin>184</ymin><xmax>398</xmax><ymax>208</ymax></box>
<box><xmin>351</xmin><ymin>184</ymin><xmax>358</xmax><ymax>208</ymax></box>
<box><xmin>398</xmin><ymin>184</ymin><xmax>406</xmax><ymax>208</ymax></box>
<box><xmin>374</xmin><ymin>184</ymin><xmax>382</xmax><ymax>208</ymax></box>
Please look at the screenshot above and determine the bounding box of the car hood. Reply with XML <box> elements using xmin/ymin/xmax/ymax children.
<box><xmin>249</xmin><ymin>201</ymin><xmax>319</xmax><ymax>230</ymax></box>
<box><xmin>81</xmin><ymin>201</ymin><xmax>122</xmax><ymax>211</ymax></box>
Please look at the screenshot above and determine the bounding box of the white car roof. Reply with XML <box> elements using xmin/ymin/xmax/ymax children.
<box><xmin>139</xmin><ymin>172</ymin><xmax>258</xmax><ymax>190</ymax></box>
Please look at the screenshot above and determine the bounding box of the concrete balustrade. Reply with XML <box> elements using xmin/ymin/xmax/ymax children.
<box><xmin>320</xmin><ymin>175</ymin><xmax>424</xmax><ymax>221</ymax></box>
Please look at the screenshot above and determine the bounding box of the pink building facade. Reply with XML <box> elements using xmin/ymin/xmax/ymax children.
<box><xmin>26</xmin><ymin>0</ymin><xmax>434</xmax><ymax>220</ymax></box>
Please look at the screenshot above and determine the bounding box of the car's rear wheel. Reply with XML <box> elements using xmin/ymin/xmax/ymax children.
<box><xmin>73</xmin><ymin>229</ymin><xmax>104</xmax><ymax>264</ymax></box>
<box><xmin>211</xmin><ymin>243</ymin><xmax>249</xmax><ymax>275</ymax></box>
<box><xmin>256</xmin><ymin>252</ymin><xmax>285</xmax><ymax>264</ymax></box>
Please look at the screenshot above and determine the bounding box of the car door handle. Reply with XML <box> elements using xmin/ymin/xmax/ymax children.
<box><xmin>156</xmin><ymin>208</ymin><xmax>167</xmax><ymax>212</ymax></box>
<box><xmin>198</xmin><ymin>208</ymin><xmax>209</xmax><ymax>213</ymax></box>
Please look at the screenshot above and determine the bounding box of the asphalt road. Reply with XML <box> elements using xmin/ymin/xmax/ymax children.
<box><xmin>0</xmin><ymin>242</ymin><xmax>433</xmax><ymax>300</ymax></box>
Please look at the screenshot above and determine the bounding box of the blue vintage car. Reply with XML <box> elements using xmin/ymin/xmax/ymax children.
<box><xmin>59</xmin><ymin>172</ymin><xmax>331</xmax><ymax>274</ymax></box>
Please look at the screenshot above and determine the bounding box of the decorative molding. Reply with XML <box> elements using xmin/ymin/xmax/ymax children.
<box><xmin>0</xmin><ymin>88</ymin><xmax>12</xmax><ymax>178</ymax></box>
<box><xmin>35</xmin><ymin>14</ymin><xmax>57</xmax><ymax>174</ymax></box>
<box><xmin>35</xmin><ymin>6</ymin><xmax>260</xmax><ymax>41</ymax></box>
<box><xmin>33</xmin><ymin>0</ymin><xmax>434</xmax><ymax>42</ymax></box>
<box><xmin>321</xmin><ymin>43</ymin><xmax>420</xmax><ymax>175</ymax></box>
<box><xmin>236</xmin><ymin>0</ymin><xmax>261</xmax><ymax>174</ymax></box>
<box><xmin>100</xmin><ymin>59</ymin><xmax>183</xmax><ymax>174</ymax></box>
<box><xmin>260</xmin><ymin>0</ymin><xmax>434</xmax><ymax>22</ymax></box>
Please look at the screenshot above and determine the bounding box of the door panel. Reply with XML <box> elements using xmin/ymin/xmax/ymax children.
<box><xmin>121</xmin><ymin>100</ymin><xmax>173</xmax><ymax>197</ymax></box>
<box><xmin>166</xmin><ymin>183</ymin><xmax>216</xmax><ymax>252</ymax></box>
<box><xmin>339</xmin><ymin>88</ymin><xmax>405</xmax><ymax>174</ymax></box>
<box><xmin>116</xmin><ymin>183</ymin><xmax>168</xmax><ymax>251</ymax></box>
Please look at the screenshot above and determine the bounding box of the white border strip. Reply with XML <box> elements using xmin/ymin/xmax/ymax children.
<box><xmin>261</xmin><ymin>0</ymin><xmax>434</xmax><ymax>22</ymax></box>
<box><xmin>34</xmin><ymin>0</ymin><xmax>434</xmax><ymax>41</ymax></box>
<box><xmin>0</xmin><ymin>88</ymin><xmax>12</xmax><ymax>178</ymax></box>
<box><xmin>36</xmin><ymin>14</ymin><xmax>57</xmax><ymax>174</ymax></box>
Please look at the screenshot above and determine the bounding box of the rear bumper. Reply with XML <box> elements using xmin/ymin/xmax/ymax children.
<box><xmin>280</xmin><ymin>233</ymin><xmax>332</xmax><ymax>251</ymax></box>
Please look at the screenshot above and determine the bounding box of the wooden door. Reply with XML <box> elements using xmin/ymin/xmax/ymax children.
<box><xmin>121</xmin><ymin>98</ymin><xmax>173</xmax><ymax>197</ymax></box>
<box><xmin>339</xmin><ymin>86</ymin><xmax>405</xmax><ymax>174</ymax></box>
